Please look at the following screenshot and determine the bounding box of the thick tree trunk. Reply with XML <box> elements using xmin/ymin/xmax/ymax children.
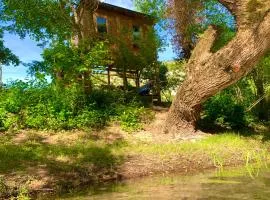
<box><xmin>165</xmin><ymin>0</ymin><xmax>270</xmax><ymax>135</ymax></box>
<box><xmin>78</xmin><ymin>1</ymin><xmax>97</xmax><ymax>40</ymax></box>
<box><xmin>172</xmin><ymin>0</ymin><xmax>195</xmax><ymax>59</ymax></box>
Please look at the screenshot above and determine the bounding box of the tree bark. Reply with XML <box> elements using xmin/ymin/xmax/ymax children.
<box><xmin>70</xmin><ymin>0</ymin><xmax>99</xmax><ymax>94</ymax></box>
<box><xmin>77</xmin><ymin>0</ymin><xmax>98</xmax><ymax>40</ymax></box>
<box><xmin>172</xmin><ymin>0</ymin><xmax>196</xmax><ymax>59</ymax></box>
<box><xmin>164</xmin><ymin>0</ymin><xmax>270</xmax><ymax>135</ymax></box>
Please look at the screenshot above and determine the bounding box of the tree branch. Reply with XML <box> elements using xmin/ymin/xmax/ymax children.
<box><xmin>184</xmin><ymin>26</ymin><xmax>217</xmax><ymax>76</ymax></box>
<box><xmin>190</xmin><ymin>26</ymin><xmax>217</xmax><ymax>61</ymax></box>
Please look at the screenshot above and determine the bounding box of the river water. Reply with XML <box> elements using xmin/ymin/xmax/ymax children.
<box><xmin>58</xmin><ymin>167</ymin><xmax>270</xmax><ymax>200</ymax></box>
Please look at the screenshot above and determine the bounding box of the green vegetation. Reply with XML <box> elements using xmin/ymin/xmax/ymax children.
<box><xmin>129</xmin><ymin>133</ymin><xmax>269</xmax><ymax>165</ymax></box>
<box><xmin>0</xmin><ymin>30</ymin><xmax>19</xmax><ymax>66</ymax></box>
<box><xmin>161</xmin><ymin>56</ymin><xmax>269</xmax><ymax>131</ymax></box>
<box><xmin>0</xmin><ymin>0</ymin><xmax>269</xmax><ymax>199</ymax></box>
<box><xmin>200</xmin><ymin>54</ymin><xmax>270</xmax><ymax>130</ymax></box>
<box><xmin>0</xmin><ymin>130</ymin><xmax>125</xmax><ymax>199</ymax></box>
<box><xmin>0</xmin><ymin>80</ymin><xmax>152</xmax><ymax>132</ymax></box>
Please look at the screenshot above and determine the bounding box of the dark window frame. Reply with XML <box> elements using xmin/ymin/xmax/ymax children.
<box><xmin>132</xmin><ymin>25</ymin><xmax>141</xmax><ymax>47</ymax></box>
<box><xmin>97</xmin><ymin>16</ymin><xmax>108</xmax><ymax>33</ymax></box>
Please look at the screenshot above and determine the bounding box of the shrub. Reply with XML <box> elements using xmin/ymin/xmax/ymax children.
<box><xmin>0</xmin><ymin>80</ymin><xmax>151</xmax><ymax>132</ymax></box>
<box><xmin>202</xmin><ymin>90</ymin><xmax>246</xmax><ymax>129</ymax></box>
<box><xmin>118</xmin><ymin>106</ymin><xmax>144</xmax><ymax>132</ymax></box>
<box><xmin>0</xmin><ymin>108</ymin><xmax>6</xmax><ymax>131</ymax></box>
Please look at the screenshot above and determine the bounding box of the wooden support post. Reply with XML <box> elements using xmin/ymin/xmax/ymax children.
<box><xmin>107</xmin><ymin>66</ymin><xmax>111</xmax><ymax>86</ymax></box>
<box><xmin>135</xmin><ymin>70</ymin><xmax>140</xmax><ymax>88</ymax></box>
<box><xmin>155</xmin><ymin>64</ymin><xmax>161</xmax><ymax>104</ymax></box>
<box><xmin>123</xmin><ymin>68</ymin><xmax>128</xmax><ymax>91</ymax></box>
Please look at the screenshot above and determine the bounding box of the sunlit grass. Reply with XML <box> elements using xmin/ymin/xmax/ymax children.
<box><xmin>125</xmin><ymin>132</ymin><xmax>270</xmax><ymax>168</ymax></box>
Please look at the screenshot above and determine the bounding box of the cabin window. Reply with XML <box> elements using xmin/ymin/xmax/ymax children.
<box><xmin>97</xmin><ymin>17</ymin><xmax>107</xmax><ymax>33</ymax></box>
<box><xmin>132</xmin><ymin>25</ymin><xmax>141</xmax><ymax>41</ymax></box>
<box><xmin>132</xmin><ymin>25</ymin><xmax>141</xmax><ymax>47</ymax></box>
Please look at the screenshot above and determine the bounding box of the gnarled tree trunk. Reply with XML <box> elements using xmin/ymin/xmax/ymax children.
<box><xmin>164</xmin><ymin>0</ymin><xmax>270</xmax><ymax>135</ymax></box>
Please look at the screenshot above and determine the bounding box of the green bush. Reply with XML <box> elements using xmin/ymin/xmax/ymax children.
<box><xmin>0</xmin><ymin>108</ymin><xmax>6</xmax><ymax>131</ymax></box>
<box><xmin>203</xmin><ymin>90</ymin><xmax>246</xmax><ymax>129</ymax></box>
<box><xmin>118</xmin><ymin>105</ymin><xmax>144</xmax><ymax>132</ymax></box>
<box><xmin>0</xmin><ymin>80</ymin><xmax>150</xmax><ymax>132</ymax></box>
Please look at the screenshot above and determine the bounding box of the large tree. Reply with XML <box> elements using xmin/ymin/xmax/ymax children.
<box><xmin>169</xmin><ymin>0</ymin><xmax>234</xmax><ymax>59</ymax></box>
<box><xmin>0</xmin><ymin>0</ymin><xmax>99</xmax><ymax>92</ymax></box>
<box><xmin>164</xmin><ymin>0</ymin><xmax>270</xmax><ymax>135</ymax></box>
<box><xmin>0</xmin><ymin>0</ymin><xmax>98</xmax><ymax>41</ymax></box>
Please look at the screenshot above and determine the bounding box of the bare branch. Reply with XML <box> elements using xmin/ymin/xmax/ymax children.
<box><xmin>186</xmin><ymin>26</ymin><xmax>217</xmax><ymax>75</ymax></box>
<box><xmin>190</xmin><ymin>26</ymin><xmax>217</xmax><ymax>61</ymax></box>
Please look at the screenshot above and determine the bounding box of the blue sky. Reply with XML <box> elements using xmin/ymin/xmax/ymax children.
<box><xmin>2</xmin><ymin>0</ymin><xmax>175</xmax><ymax>83</ymax></box>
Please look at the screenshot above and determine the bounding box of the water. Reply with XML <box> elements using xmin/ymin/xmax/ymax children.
<box><xmin>58</xmin><ymin>167</ymin><xmax>270</xmax><ymax>200</ymax></box>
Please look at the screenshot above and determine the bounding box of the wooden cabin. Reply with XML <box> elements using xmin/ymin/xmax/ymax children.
<box><xmin>92</xmin><ymin>3</ymin><xmax>160</xmax><ymax>103</ymax></box>
<box><xmin>94</xmin><ymin>2</ymin><xmax>154</xmax><ymax>49</ymax></box>
<box><xmin>93</xmin><ymin>4</ymin><xmax>155</xmax><ymax>81</ymax></box>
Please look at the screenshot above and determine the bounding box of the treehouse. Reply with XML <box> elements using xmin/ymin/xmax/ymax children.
<box><xmin>93</xmin><ymin>3</ymin><xmax>160</xmax><ymax>101</ymax></box>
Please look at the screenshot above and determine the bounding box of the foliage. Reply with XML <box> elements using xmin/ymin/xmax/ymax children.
<box><xmin>133</xmin><ymin>0</ymin><xmax>167</xmax><ymax>55</ymax></box>
<box><xmin>256</xmin><ymin>53</ymin><xmax>270</xmax><ymax>86</ymax></box>
<box><xmin>0</xmin><ymin>29</ymin><xmax>19</xmax><ymax>66</ymax></box>
<box><xmin>17</xmin><ymin>187</ymin><xmax>30</xmax><ymax>200</ymax></box>
<box><xmin>118</xmin><ymin>106</ymin><xmax>144</xmax><ymax>132</ymax></box>
<box><xmin>0</xmin><ymin>80</ymin><xmax>151</xmax><ymax>132</ymax></box>
<box><xmin>116</xmin><ymin>104</ymin><xmax>154</xmax><ymax>132</ymax></box>
<box><xmin>160</xmin><ymin>61</ymin><xmax>186</xmax><ymax>102</ymax></box>
<box><xmin>201</xmin><ymin>68</ymin><xmax>269</xmax><ymax>129</ymax></box>
<box><xmin>169</xmin><ymin>0</ymin><xmax>235</xmax><ymax>58</ymax></box>
<box><xmin>248</xmin><ymin>54</ymin><xmax>270</xmax><ymax>120</ymax></box>
<box><xmin>163</xmin><ymin>61</ymin><xmax>186</xmax><ymax>90</ymax></box>
<box><xmin>159</xmin><ymin>62</ymin><xmax>169</xmax><ymax>89</ymax></box>
<box><xmin>111</xmin><ymin>28</ymin><xmax>160</xmax><ymax>88</ymax></box>
<box><xmin>0</xmin><ymin>0</ymin><xmax>73</xmax><ymax>41</ymax></box>
<box><xmin>202</xmin><ymin>89</ymin><xmax>247</xmax><ymax>129</ymax></box>
<box><xmin>133</xmin><ymin>0</ymin><xmax>166</xmax><ymax>20</ymax></box>
<box><xmin>211</xmin><ymin>27</ymin><xmax>236</xmax><ymax>52</ymax></box>
<box><xmin>28</xmin><ymin>39</ymin><xmax>111</xmax><ymax>86</ymax></box>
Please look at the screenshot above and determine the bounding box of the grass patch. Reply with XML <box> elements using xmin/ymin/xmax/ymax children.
<box><xmin>125</xmin><ymin>133</ymin><xmax>270</xmax><ymax>168</ymax></box>
<box><xmin>0</xmin><ymin>131</ymin><xmax>269</xmax><ymax>199</ymax></box>
<box><xmin>0</xmin><ymin>136</ymin><xmax>123</xmax><ymax>174</ymax></box>
<box><xmin>0</xmin><ymin>131</ymin><xmax>126</xmax><ymax>199</ymax></box>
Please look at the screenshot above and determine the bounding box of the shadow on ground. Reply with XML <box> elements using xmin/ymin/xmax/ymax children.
<box><xmin>197</xmin><ymin>119</ymin><xmax>270</xmax><ymax>141</ymax></box>
<box><xmin>0</xmin><ymin>131</ymin><xmax>125</xmax><ymax>197</ymax></box>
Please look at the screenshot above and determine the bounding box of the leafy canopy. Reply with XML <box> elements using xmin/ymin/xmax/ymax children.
<box><xmin>0</xmin><ymin>30</ymin><xmax>19</xmax><ymax>65</ymax></box>
<box><xmin>0</xmin><ymin>0</ymin><xmax>74</xmax><ymax>41</ymax></box>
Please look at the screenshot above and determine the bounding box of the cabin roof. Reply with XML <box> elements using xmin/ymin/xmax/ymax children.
<box><xmin>98</xmin><ymin>2</ymin><xmax>154</xmax><ymax>21</ymax></box>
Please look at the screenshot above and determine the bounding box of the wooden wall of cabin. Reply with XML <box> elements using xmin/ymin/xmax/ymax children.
<box><xmin>93</xmin><ymin>9</ymin><xmax>151</xmax><ymax>88</ymax></box>
<box><xmin>92</xmin><ymin>8</ymin><xmax>160</xmax><ymax>104</ymax></box>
